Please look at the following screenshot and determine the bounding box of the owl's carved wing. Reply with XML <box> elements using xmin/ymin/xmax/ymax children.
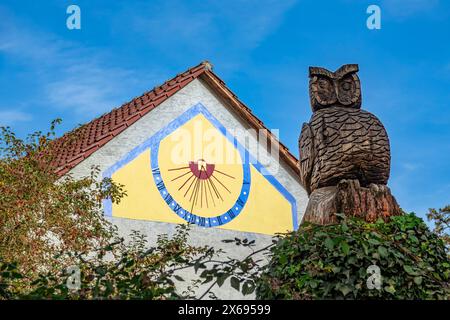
<box><xmin>299</xmin><ymin>122</ymin><xmax>315</xmax><ymax>195</ymax></box>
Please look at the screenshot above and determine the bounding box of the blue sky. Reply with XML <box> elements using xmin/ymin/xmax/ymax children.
<box><xmin>0</xmin><ymin>0</ymin><xmax>449</xmax><ymax>219</ymax></box>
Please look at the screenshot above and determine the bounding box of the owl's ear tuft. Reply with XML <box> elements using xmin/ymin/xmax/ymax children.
<box><xmin>309</xmin><ymin>67</ymin><xmax>334</xmax><ymax>78</ymax></box>
<box><xmin>336</xmin><ymin>64</ymin><xmax>359</xmax><ymax>77</ymax></box>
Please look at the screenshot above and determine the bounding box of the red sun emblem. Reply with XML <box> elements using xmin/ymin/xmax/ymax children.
<box><xmin>189</xmin><ymin>159</ymin><xmax>215</xmax><ymax>179</ymax></box>
<box><xmin>167</xmin><ymin>159</ymin><xmax>235</xmax><ymax>211</ymax></box>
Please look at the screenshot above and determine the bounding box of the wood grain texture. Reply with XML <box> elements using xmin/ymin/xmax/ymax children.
<box><xmin>303</xmin><ymin>180</ymin><xmax>401</xmax><ymax>225</ymax></box>
<box><xmin>300</xmin><ymin>106</ymin><xmax>390</xmax><ymax>194</ymax></box>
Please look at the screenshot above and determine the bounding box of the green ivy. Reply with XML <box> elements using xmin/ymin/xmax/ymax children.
<box><xmin>256</xmin><ymin>213</ymin><xmax>450</xmax><ymax>300</ymax></box>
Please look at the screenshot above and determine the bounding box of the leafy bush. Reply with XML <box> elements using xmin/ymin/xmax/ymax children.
<box><xmin>255</xmin><ymin>214</ymin><xmax>450</xmax><ymax>299</ymax></box>
<box><xmin>427</xmin><ymin>205</ymin><xmax>450</xmax><ymax>253</ymax></box>
<box><xmin>1</xmin><ymin>225</ymin><xmax>216</xmax><ymax>300</ymax></box>
<box><xmin>0</xmin><ymin>260</ymin><xmax>22</xmax><ymax>299</ymax></box>
<box><xmin>0</xmin><ymin>121</ymin><xmax>125</xmax><ymax>277</ymax></box>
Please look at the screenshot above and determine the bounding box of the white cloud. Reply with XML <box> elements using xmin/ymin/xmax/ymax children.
<box><xmin>0</xmin><ymin>110</ymin><xmax>32</xmax><ymax>126</ymax></box>
<box><xmin>0</xmin><ymin>8</ymin><xmax>158</xmax><ymax>119</ymax></box>
<box><xmin>44</xmin><ymin>63</ymin><xmax>138</xmax><ymax>114</ymax></box>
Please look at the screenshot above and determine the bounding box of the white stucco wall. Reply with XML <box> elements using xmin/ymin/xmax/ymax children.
<box><xmin>64</xmin><ymin>78</ymin><xmax>309</xmax><ymax>299</ymax></box>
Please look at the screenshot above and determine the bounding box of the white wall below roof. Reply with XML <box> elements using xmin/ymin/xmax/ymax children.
<box><xmin>65</xmin><ymin>78</ymin><xmax>309</xmax><ymax>299</ymax></box>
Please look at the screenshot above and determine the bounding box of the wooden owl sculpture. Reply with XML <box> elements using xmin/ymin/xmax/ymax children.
<box><xmin>299</xmin><ymin>64</ymin><xmax>390</xmax><ymax>195</ymax></box>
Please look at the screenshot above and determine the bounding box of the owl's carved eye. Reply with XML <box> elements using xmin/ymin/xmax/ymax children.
<box><xmin>312</xmin><ymin>77</ymin><xmax>337</xmax><ymax>107</ymax></box>
<box><xmin>319</xmin><ymin>79</ymin><xmax>329</xmax><ymax>89</ymax></box>
<box><xmin>337</xmin><ymin>76</ymin><xmax>359</xmax><ymax>106</ymax></box>
<box><xmin>341</xmin><ymin>81</ymin><xmax>351</xmax><ymax>91</ymax></box>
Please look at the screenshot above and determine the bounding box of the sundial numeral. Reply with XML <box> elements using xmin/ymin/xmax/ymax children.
<box><xmin>217</xmin><ymin>216</ymin><xmax>223</xmax><ymax>225</ymax></box>
<box><xmin>188</xmin><ymin>214</ymin><xmax>196</xmax><ymax>224</ymax></box>
<box><xmin>164</xmin><ymin>194</ymin><xmax>173</xmax><ymax>205</ymax></box>
<box><xmin>173</xmin><ymin>203</ymin><xmax>182</xmax><ymax>214</ymax></box>
<box><xmin>156</xmin><ymin>181</ymin><xmax>165</xmax><ymax>191</ymax></box>
<box><xmin>227</xmin><ymin>209</ymin><xmax>235</xmax><ymax>219</ymax></box>
<box><xmin>198</xmin><ymin>217</ymin><xmax>206</xmax><ymax>227</ymax></box>
<box><xmin>152</xmin><ymin>167</ymin><xmax>161</xmax><ymax>175</ymax></box>
<box><xmin>236</xmin><ymin>197</ymin><xmax>245</xmax><ymax>207</ymax></box>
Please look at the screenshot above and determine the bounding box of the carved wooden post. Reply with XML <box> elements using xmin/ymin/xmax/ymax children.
<box><xmin>299</xmin><ymin>64</ymin><xmax>401</xmax><ymax>224</ymax></box>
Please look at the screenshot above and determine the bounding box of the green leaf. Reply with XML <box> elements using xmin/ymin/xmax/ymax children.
<box><xmin>341</xmin><ymin>223</ymin><xmax>349</xmax><ymax>232</ymax></box>
<box><xmin>95</xmin><ymin>267</ymin><xmax>107</xmax><ymax>276</ymax></box>
<box><xmin>403</xmin><ymin>265</ymin><xmax>419</xmax><ymax>276</ymax></box>
<box><xmin>331</xmin><ymin>266</ymin><xmax>341</xmax><ymax>273</ymax></box>
<box><xmin>413</xmin><ymin>276</ymin><xmax>423</xmax><ymax>285</ymax></box>
<box><xmin>309</xmin><ymin>281</ymin><xmax>318</xmax><ymax>289</ymax></box>
<box><xmin>202</xmin><ymin>276</ymin><xmax>213</xmax><ymax>284</ymax></box>
<box><xmin>174</xmin><ymin>275</ymin><xmax>184</xmax><ymax>282</ymax></box>
<box><xmin>217</xmin><ymin>274</ymin><xmax>229</xmax><ymax>287</ymax></box>
<box><xmin>339</xmin><ymin>285</ymin><xmax>352</xmax><ymax>296</ymax></box>
<box><xmin>199</xmin><ymin>270</ymin><xmax>209</xmax><ymax>278</ymax></box>
<box><xmin>230</xmin><ymin>277</ymin><xmax>240</xmax><ymax>291</ymax></box>
<box><xmin>340</xmin><ymin>241</ymin><xmax>350</xmax><ymax>255</ymax></box>
<box><xmin>378</xmin><ymin>246</ymin><xmax>388</xmax><ymax>258</ymax></box>
<box><xmin>242</xmin><ymin>280</ymin><xmax>255</xmax><ymax>295</ymax></box>
<box><xmin>324</xmin><ymin>238</ymin><xmax>334</xmax><ymax>250</ymax></box>
<box><xmin>194</xmin><ymin>261</ymin><xmax>206</xmax><ymax>273</ymax></box>
<box><xmin>384</xmin><ymin>285</ymin><xmax>396</xmax><ymax>294</ymax></box>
